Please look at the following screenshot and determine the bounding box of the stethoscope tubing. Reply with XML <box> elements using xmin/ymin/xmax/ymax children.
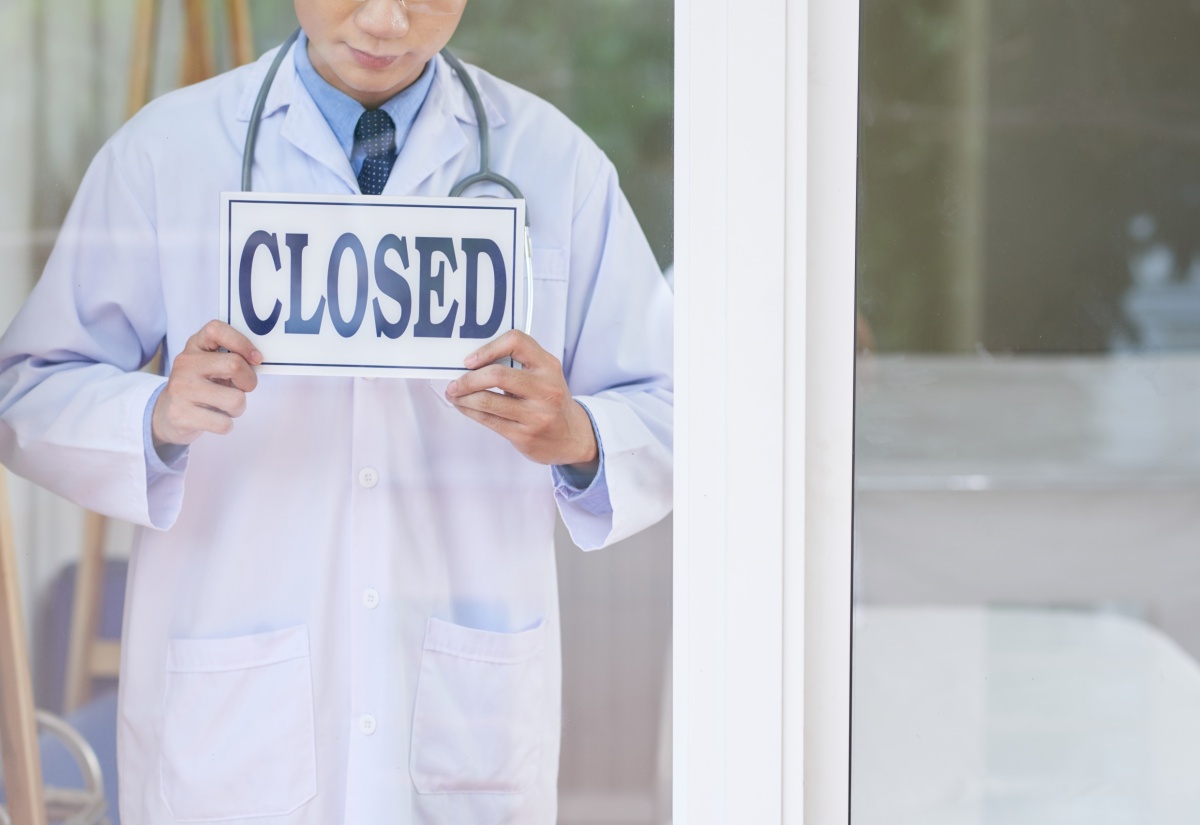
<box><xmin>242</xmin><ymin>29</ymin><xmax>534</xmax><ymax>335</ymax></box>
<box><xmin>241</xmin><ymin>28</ymin><xmax>300</xmax><ymax>193</ymax></box>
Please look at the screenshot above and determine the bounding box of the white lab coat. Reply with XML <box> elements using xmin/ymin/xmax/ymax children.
<box><xmin>0</xmin><ymin>44</ymin><xmax>672</xmax><ymax>825</ymax></box>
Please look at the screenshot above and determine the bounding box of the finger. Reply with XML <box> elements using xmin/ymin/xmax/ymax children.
<box><xmin>451</xmin><ymin>403</ymin><xmax>520</xmax><ymax>439</ymax></box>
<box><xmin>464</xmin><ymin>330</ymin><xmax>552</xmax><ymax>372</ymax></box>
<box><xmin>177</xmin><ymin>404</ymin><xmax>236</xmax><ymax>437</ymax></box>
<box><xmin>189</xmin><ymin>382</ymin><xmax>248</xmax><ymax>419</ymax></box>
<box><xmin>154</xmin><ymin>380</ymin><xmax>244</xmax><ymax>446</ymax></box>
<box><xmin>174</xmin><ymin>351</ymin><xmax>258</xmax><ymax>393</ymax></box>
<box><xmin>449</xmin><ymin>388</ymin><xmax>524</xmax><ymax>423</ymax></box>
<box><xmin>209</xmin><ymin>354</ymin><xmax>258</xmax><ymax>393</ymax></box>
<box><xmin>158</xmin><ymin>398</ymin><xmax>236</xmax><ymax>443</ymax></box>
<box><xmin>446</xmin><ymin>364</ymin><xmax>533</xmax><ymax>398</ymax></box>
<box><xmin>189</xmin><ymin>320</ymin><xmax>263</xmax><ymax>366</ymax></box>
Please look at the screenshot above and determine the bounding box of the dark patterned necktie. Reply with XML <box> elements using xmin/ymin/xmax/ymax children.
<box><xmin>355</xmin><ymin>109</ymin><xmax>397</xmax><ymax>195</ymax></box>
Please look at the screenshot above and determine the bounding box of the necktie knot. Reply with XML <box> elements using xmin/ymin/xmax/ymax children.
<box><xmin>355</xmin><ymin>109</ymin><xmax>396</xmax><ymax>158</ymax></box>
<box><xmin>355</xmin><ymin>109</ymin><xmax>398</xmax><ymax>195</ymax></box>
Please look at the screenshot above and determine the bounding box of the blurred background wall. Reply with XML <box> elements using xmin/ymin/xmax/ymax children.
<box><xmin>857</xmin><ymin>0</ymin><xmax>1200</xmax><ymax>355</ymax></box>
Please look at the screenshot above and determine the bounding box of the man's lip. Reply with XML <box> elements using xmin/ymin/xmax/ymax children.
<box><xmin>347</xmin><ymin>45</ymin><xmax>398</xmax><ymax>69</ymax></box>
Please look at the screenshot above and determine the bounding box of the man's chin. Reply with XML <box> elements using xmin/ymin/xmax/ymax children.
<box><xmin>338</xmin><ymin>65</ymin><xmax>425</xmax><ymax>104</ymax></box>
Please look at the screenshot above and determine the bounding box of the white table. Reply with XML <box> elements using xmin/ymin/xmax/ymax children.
<box><xmin>853</xmin><ymin>606</ymin><xmax>1200</xmax><ymax>825</ymax></box>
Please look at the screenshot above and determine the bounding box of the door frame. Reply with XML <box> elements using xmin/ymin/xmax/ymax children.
<box><xmin>673</xmin><ymin>0</ymin><xmax>859</xmax><ymax>821</ymax></box>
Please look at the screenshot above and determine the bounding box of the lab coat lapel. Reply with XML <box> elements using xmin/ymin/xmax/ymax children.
<box><xmin>382</xmin><ymin>54</ymin><xmax>505</xmax><ymax>197</ymax></box>
<box><xmin>280</xmin><ymin>76</ymin><xmax>360</xmax><ymax>194</ymax></box>
<box><xmin>235</xmin><ymin>43</ymin><xmax>359</xmax><ymax>194</ymax></box>
<box><xmin>383</xmin><ymin>62</ymin><xmax>466</xmax><ymax>197</ymax></box>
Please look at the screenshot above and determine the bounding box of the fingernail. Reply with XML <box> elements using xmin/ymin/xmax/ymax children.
<box><xmin>464</xmin><ymin>353</ymin><xmax>479</xmax><ymax>368</ymax></box>
<box><xmin>447</xmin><ymin>381</ymin><xmax>458</xmax><ymax>395</ymax></box>
<box><xmin>251</xmin><ymin>350</ymin><xmax>263</xmax><ymax>364</ymax></box>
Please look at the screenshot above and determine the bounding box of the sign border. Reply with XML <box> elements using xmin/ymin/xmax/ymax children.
<box><xmin>222</xmin><ymin>194</ymin><xmax>521</xmax><ymax>374</ymax></box>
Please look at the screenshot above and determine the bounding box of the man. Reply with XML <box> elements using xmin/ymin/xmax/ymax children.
<box><xmin>0</xmin><ymin>0</ymin><xmax>673</xmax><ymax>822</ymax></box>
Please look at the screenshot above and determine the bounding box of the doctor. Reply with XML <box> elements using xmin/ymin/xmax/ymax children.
<box><xmin>0</xmin><ymin>0</ymin><xmax>672</xmax><ymax>822</ymax></box>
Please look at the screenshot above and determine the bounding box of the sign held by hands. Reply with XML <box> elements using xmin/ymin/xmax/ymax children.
<box><xmin>220</xmin><ymin>193</ymin><xmax>526</xmax><ymax>378</ymax></box>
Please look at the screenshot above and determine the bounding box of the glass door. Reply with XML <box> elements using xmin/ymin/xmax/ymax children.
<box><xmin>852</xmin><ymin>3</ymin><xmax>1200</xmax><ymax>823</ymax></box>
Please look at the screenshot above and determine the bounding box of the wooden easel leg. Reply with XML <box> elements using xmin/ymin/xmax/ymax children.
<box><xmin>181</xmin><ymin>0</ymin><xmax>216</xmax><ymax>87</ymax></box>
<box><xmin>63</xmin><ymin>511</ymin><xmax>106</xmax><ymax>714</ymax></box>
<box><xmin>131</xmin><ymin>0</ymin><xmax>256</xmax><ymax>118</ymax></box>
<box><xmin>0</xmin><ymin>470</ymin><xmax>49</xmax><ymax>825</ymax></box>
<box><xmin>126</xmin><ymin>0</ymin><xmax>158</xmax><ymax>118</ymax></box>
<box><xmin>226</xmin><ymin>0</ymin><xmax>256</xmax><ymax>67</ymax></box>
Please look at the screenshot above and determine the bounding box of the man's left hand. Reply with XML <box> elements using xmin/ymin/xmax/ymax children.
<box><xmin>446</xmin><ymin>330</ymin><xmax>598</xmax><ymax>472</ymax></box>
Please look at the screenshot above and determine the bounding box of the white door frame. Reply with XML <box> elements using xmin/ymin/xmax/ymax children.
<box><xmin>673</xmin><ymin>0</ymin><xmax>859</xmax><ymax>821</ymax></box>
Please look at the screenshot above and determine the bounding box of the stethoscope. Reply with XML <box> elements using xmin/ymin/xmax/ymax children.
<box><xmin>241</xmin><ymin>28</ymin><xmax>534</xmax><ymax>334</ymax></box>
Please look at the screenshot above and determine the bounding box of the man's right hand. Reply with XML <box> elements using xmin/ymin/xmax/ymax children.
<box><xmin>151</xmin><ymin>320</ymin><xmax>262</xmax><ymax>449</ymax></box>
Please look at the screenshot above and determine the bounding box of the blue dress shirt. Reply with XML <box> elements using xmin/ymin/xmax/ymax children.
<box><xmin>292</xmin><ymin>31</ymin><xmax>436</xmax><ymax>178</ymax></box>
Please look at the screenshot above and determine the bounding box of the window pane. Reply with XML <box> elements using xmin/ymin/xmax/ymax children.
<box><xmin>853</xmin><ymin>3</ymin><xmax>1200</xmax><ymax>822</ymax></box>
<box><xmin>2</xmin><ymin>4</ymin><xmax>672</xmax><ymax>822</ymax></box>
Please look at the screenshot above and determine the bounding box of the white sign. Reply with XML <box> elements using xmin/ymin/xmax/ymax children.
<box><xmin>219</xmin><ymin>193</ymin><xmax>526</xmax><ymax>378</ymax></box>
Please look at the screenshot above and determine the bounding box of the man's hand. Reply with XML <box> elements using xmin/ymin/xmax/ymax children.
<box><xmin>445</xmin><ymin>330</ymin><xmax>598</xmax><ymax>471</ymax></box>
<box><xmin>152</xmin><ymin>320</ymin><xmax>262</xmax><ymax>449</ymax></box>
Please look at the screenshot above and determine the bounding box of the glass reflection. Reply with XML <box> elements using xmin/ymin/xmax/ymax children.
<box><xmin>853</xmin><ymin>2</ymin><xmax>1200</xmax><ymax>822</ymax></box>
<box><xmin>1</xmin><ymin>2</ymin><xmax>672</xmax><ymax>823</ymax></box>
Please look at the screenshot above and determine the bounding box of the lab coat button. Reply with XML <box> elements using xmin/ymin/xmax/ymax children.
<box><xmin>363</xmin><ymin>588</ymin><xmax>380</xmax><ymax>609</ymax></box>
<box><xmin>359</xmin><ymin>714</ymin><xmax>377</xmax><ymax>735</ymax></box>
<box><xmin>358</xmin><ymin>467</ymin><xmax>379</xmax><ymax>488</ymax></box>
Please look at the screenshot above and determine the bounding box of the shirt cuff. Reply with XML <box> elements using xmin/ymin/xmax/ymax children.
<box><xmin>144</xmin><ymin>383</ymin><xmax>187</xmax><ymax>476</ymax></box>
<box><xmin>552</xmin><ymin>401</ymin><xmax>612</xmax><ymax>516</ymax></box>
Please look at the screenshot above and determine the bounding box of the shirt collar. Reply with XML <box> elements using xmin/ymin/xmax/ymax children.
<box><xmin>292</xmin><ymin>31</ymin><xmax>436</xmax><ymax>159</ymax></box>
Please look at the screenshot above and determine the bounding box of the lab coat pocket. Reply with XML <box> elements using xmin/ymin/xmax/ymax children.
<box><xmin>160</xmin><ymin>625</ymin><xmax>317</xmax><ymax>821</ymax></box>
<box><xmin>410</xmin><ymin>617</ymin><xmax>546</xmax><ymax>795</ymax></box>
